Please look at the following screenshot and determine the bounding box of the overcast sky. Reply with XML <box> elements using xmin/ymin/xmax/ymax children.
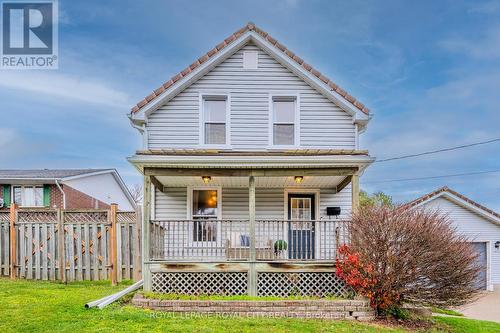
<box><xmin>0</xmin><ymin>0</ymin><xmax>499</xmax><ymax>210</ymax></box>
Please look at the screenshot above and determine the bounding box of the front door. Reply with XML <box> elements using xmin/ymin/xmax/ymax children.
<box><xmin>288</xmin><ymin>193</ymin><xmax>315</xmax><ymax>259</ymax></box>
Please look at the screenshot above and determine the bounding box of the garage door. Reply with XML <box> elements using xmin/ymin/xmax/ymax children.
<box><xmin>471</xmin><ymin>242</ymin><xmax>487</xmax><ymax>290</ymax></box>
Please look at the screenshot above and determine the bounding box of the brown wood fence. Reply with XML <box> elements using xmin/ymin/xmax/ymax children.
<box><xmin>0</xmin><ymin>204</ymin><xmax>141</xmax><ymax>283</ymax></box>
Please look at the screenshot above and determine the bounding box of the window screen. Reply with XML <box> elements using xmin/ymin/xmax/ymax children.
<box><xmin>204</xmin><ymin>98</ymin><xmax>227</xmax><ymax>145</ymax></box>
<box><xmin>273</xmin><ymin>97</ymin><xmax>296</xmax><ymax>145</ymax></box>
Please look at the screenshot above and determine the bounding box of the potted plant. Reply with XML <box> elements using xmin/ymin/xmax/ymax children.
<box><xmin>274</xmin><ymin>240</ymin><xmax>288</xmax><ymax>258</ymax></box>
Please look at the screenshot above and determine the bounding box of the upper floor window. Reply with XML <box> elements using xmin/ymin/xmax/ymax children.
<box><xmin>13</xmin><ymin>185</ymin><xmax>43</xmax><ymax>207</ymax></box>
<box><xmin>271</xmin><ymin>96</ymin><xmax>297</xmax><ymax>146</ymax></box>
<box><xmin>202</xmin><ymin>95</ymin><xmax>229</xmax><ymax>146</ymax></box>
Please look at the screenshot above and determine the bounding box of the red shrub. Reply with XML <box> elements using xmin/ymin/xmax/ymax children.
<box><xmin>336</xmin><ymin>205</ymin><xmax>481</xmax><ymax>315</ymax></box>
<box><xmin>336</xmin><ymin>245</ymin><xmax>379</xmax><ymax>307</ymax></box>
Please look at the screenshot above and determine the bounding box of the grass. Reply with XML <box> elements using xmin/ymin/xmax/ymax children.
<box><xmin>142</xmin><ymin>291</ymin><xmax>342</xmax><ymax>301</ymax></box>
<box><xmin>431</xmin><ymin>307</ymin><xmax>464</xmax><ymax>317</ymax></box>
<box><xmin>0</xmin><ymin>277</ymin><xmax>499</xmax><ymax>333</ymax></box>
<box><xmin>433</xmin><ymin>317</ymin><xmax>500</xmax><ymax>333</ymax></box>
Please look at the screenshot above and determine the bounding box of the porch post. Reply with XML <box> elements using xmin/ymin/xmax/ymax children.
<box><xmin>248</xmin><ymin>175</ymin><xmax>257</xmax><ymax>296</ymax></box>
<box><xmin>351</xmin><ymin>174</ymin><xmax>360</xmax><ymax>213</ymax></box>
<box><xmin>142</xmin><ymin>175</ymin><xmax>152</xmax><ymax>291</ymax></box>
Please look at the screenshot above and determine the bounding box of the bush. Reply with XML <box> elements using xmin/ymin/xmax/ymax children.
<box><xmin>336</xmin><ymin>205</ymin><xmax>481</xmax><ymax>315</ymax></box>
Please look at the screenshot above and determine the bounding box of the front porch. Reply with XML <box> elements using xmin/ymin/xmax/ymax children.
<box><xmin>132</xmin><ymin>151</ymin><xmax>373</xmax><ymax>296</ymax></box>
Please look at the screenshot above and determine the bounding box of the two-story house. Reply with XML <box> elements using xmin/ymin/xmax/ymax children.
<box><xmin>128</xmin><ymin>23</ymin><xmax>374</xmax><ymax>296</ymax></box>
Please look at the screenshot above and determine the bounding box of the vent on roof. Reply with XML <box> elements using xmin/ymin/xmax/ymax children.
<box><xmin>243</xmin><ymin>51</ymin><xmax>258</xmax><ymax>69</ymax></box>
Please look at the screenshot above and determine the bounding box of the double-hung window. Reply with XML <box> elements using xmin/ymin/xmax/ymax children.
<box><xmin>202</xmin><ymin>96</ymin><xmax>228</xmax><ymax>146</ymax></box>
<box><xmin>12</xmin><ymin>185</ymin><xmax>44</xmax><ymax>207</ymax></box>
<box><xmin>272</xmin><ymin>96</ymin><xmax>297</xmax><ymax>146</ymax></box>
<box><xmin>191</xmin><ymin>189</ymin><xmax>220</xmax><ymax>243</ymax></box>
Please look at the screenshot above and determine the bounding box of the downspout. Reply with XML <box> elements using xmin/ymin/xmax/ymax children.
<box><xmin>55</xmin><ymin>180</ymin><xmax>66</xmax><ymax>209</ymax></box>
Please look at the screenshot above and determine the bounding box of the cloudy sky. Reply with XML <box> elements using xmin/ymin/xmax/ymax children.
<box><xmin>0</xmin><ymin>0</ymin><xmax>499</xmax><ymax>210</ymax></box>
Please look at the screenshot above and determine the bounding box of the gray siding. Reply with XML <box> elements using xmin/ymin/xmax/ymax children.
<box><xmin>154</xmin><ymin>187</ymin><xmax>187</xmax><ymax>220</ymax></box>
<box><xmin>147</xmin><ymin>43</ymin><xmax>355</xmax><ymax>150</ymax></box>
<box><xmin>320</xmin><ymin>184</ymin><xmax>352</xmax><ymax>220</ymax></box>
<box><xmin>422</xmin><ymin>197</ymin><xmax>500</xmax><ymax>287</ymax></box>
<box><xmin>222</xmin><ymin>188</ymin><xmax>248</xmax><ymax>220</ymax></box>
<box><xmin>154</xmin><ymin>186</ymin><xmax>351</xmax><ymax>220</ymax></box>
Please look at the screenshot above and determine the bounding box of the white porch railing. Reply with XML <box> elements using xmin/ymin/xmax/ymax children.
<box><xmin>149</xmin><ymin>219</ymin><xmax>349</xmax><ymax>262</ymax></box>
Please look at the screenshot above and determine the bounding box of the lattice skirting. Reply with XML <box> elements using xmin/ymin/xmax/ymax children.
<box><xmin>150</xmin><ymin>271</ymin><xmax>349</xmax><ymax>297</ymax></box>
<box><xmin>151</xmin><ymin>272</ymin><xmax>248</xmax><ymax>295</ymax></box>
<box><xmin>257</xmin><ymin>272</ymin><xmax>349</xmax><ymax>297</ymax></box>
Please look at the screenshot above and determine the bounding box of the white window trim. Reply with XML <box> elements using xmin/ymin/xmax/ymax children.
<box><xmin>11</xmin><ymin>185</ymin><xmax>44</xmax><ymax>208</ymax></box>
<box><xmin>268</xmin><ymin>93</ymin><xmax>300</xmax><ymax>148</ymax></box>
<box><xmin>199</xmin><ymin>93</ymin><xmax>231</xmax><ymax>149</ymax></box>
<box><xmin>187</xmin><ymin>186</ymin><xmax>223</xmax><ymax>246</ymax></box>
<box><xmin>468</xmin><ymin>239</ymin><xmax>492</xmax><ymax>291</ymax></box>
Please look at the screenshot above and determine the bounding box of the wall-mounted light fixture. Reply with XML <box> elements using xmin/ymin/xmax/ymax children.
<box><xmin>294</xmin><ymin>176</ymin><xmax>304</xmax><ymax>184</ymax></box>
<box><xmin>495</xmin><ymin>241</ymin><xmax>500</xmax><ymax>250</ymax></box>
<box><xmin>202</xmin><ymin>176</ymin><xmax>212</xmax><ymax>184</ymax></box>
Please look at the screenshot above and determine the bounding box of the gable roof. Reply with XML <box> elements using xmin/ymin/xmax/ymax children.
<box><xmin>130</xmin><ymin>22</ymin><xmax>370</xmax><ymax>118</ymax></box>
<box><xmin>404</xmin><ymin>186</ymin><xmax>500</xmax><ymax>225</ymax></box>
<box><xmin>0</xmin><ymin>169</ymin><xmax>112</xmax><ymax>180</ymax></box>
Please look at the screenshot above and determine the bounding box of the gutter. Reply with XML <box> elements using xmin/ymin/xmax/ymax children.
<box><xmin>55</xmin><ymin>180</ymin><xmax>66</xmax><ymax>209</ymax></box>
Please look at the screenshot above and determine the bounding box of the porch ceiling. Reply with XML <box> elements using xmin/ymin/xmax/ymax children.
<box><xmin>155</xmin><ymin>175</ymin><xmax>346</xmax><ymax>188</ymax></box>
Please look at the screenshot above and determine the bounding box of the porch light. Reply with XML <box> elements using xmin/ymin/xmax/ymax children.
<box><xmin>294</xmin><ymin>176</ymin><xmax>304</xmax><ymax>184</ymax></box>
<box><xmin>202</xmin><ymin>176</ymin><xmax>212</xmax><ymax>184</ymax></box>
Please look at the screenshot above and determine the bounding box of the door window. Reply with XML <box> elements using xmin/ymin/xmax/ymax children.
<box><xmin>291</xmin><ymin>197</ymin><xmax>311</xmax><ymax>220</ymax></box>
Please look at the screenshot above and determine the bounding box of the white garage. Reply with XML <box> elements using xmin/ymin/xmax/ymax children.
<box><xmin>406</xmin><ymin>187</ymin><xmax>500</xmax><ymax>291</ymax></box>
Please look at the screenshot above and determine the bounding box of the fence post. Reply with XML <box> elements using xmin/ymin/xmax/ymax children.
<box><xmin>110</xmin><ymin>203</ymin><xmax>118</xmax><ymax>286</ymax></box>
<box><xmin>9</xmin><ymin>203</ymin><xmax>17</xmax><ymax>279</ymax></box>
<box><xmin>57</xmin><ymin>209</ymin><xmax>66</xmax><ymax>283</ymax></box>
<box><xmin>133</xmin><ymin>205</ymin><xmax>142</xmax><ymax>281</ymax></box>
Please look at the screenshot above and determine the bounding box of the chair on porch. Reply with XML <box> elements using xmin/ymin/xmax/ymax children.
<box><xmin>225</xmin><ymin>232</ymin><xmax>274</xmax><ymax>260</ymax></box>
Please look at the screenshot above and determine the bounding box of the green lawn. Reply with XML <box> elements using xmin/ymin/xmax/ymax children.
<box><xmin>0</xmin><ymin>278</ymin><xmax>498</xmax><ymax>333</ymax></box>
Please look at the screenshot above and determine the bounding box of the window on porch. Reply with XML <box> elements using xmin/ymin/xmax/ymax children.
<box><xmin>192</xmin><ymin>189</ymin><xmax>218</xmax><ymax>242</ymax></box>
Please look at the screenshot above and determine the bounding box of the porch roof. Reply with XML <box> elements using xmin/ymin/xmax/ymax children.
<box><xmin>153</xmin><ymin>175</ymin><xmax>348</xmax><ymax>189</ymax></box>
<box><xmin>128</xmin><ymin>151</ymin><xmax>374</xmax><ymax>175</ymax></box>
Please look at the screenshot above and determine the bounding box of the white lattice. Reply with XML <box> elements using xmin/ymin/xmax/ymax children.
<box><xmin>18</xmin><ymin>210</ymin><xmax>57</xmax><ymax>223</ymax></box>
<box><xmin>151</xmin><ymin>272</ymin><xmax>248</xmax><ymax>295</ymax></box>
<box><xmin>117</xmin><ymin>212</ymin><xmax>136</xmax><ymax>224</ymax></box>
<box><xmin>257</xmin><ymin>272</ymin><xmax>349</xmax><ymax>297</ymax></box>
<box><xmin>64</xmin><ymin>211</ymin><xmax>108</xmax><ymax>224</ymax></box>
<box><xmin>0</xmin><ymin>212</ymin><xmax>9</xmax><ymax>222</ymax></box>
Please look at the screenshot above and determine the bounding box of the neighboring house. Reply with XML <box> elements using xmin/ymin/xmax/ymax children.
<box><xmin>128</xmin><ymin>23</ymin><xmax>374</xmax><ymax>295</ymax></box>
<box><xmin>405</xmin><ymin>187</ymin><xmax>500</xmax><ymax>291</ymax></box>
<box><xmin>0</xmin><ymin>169</ymin><xmax>136</xmax><ymax>211</ymax></box>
